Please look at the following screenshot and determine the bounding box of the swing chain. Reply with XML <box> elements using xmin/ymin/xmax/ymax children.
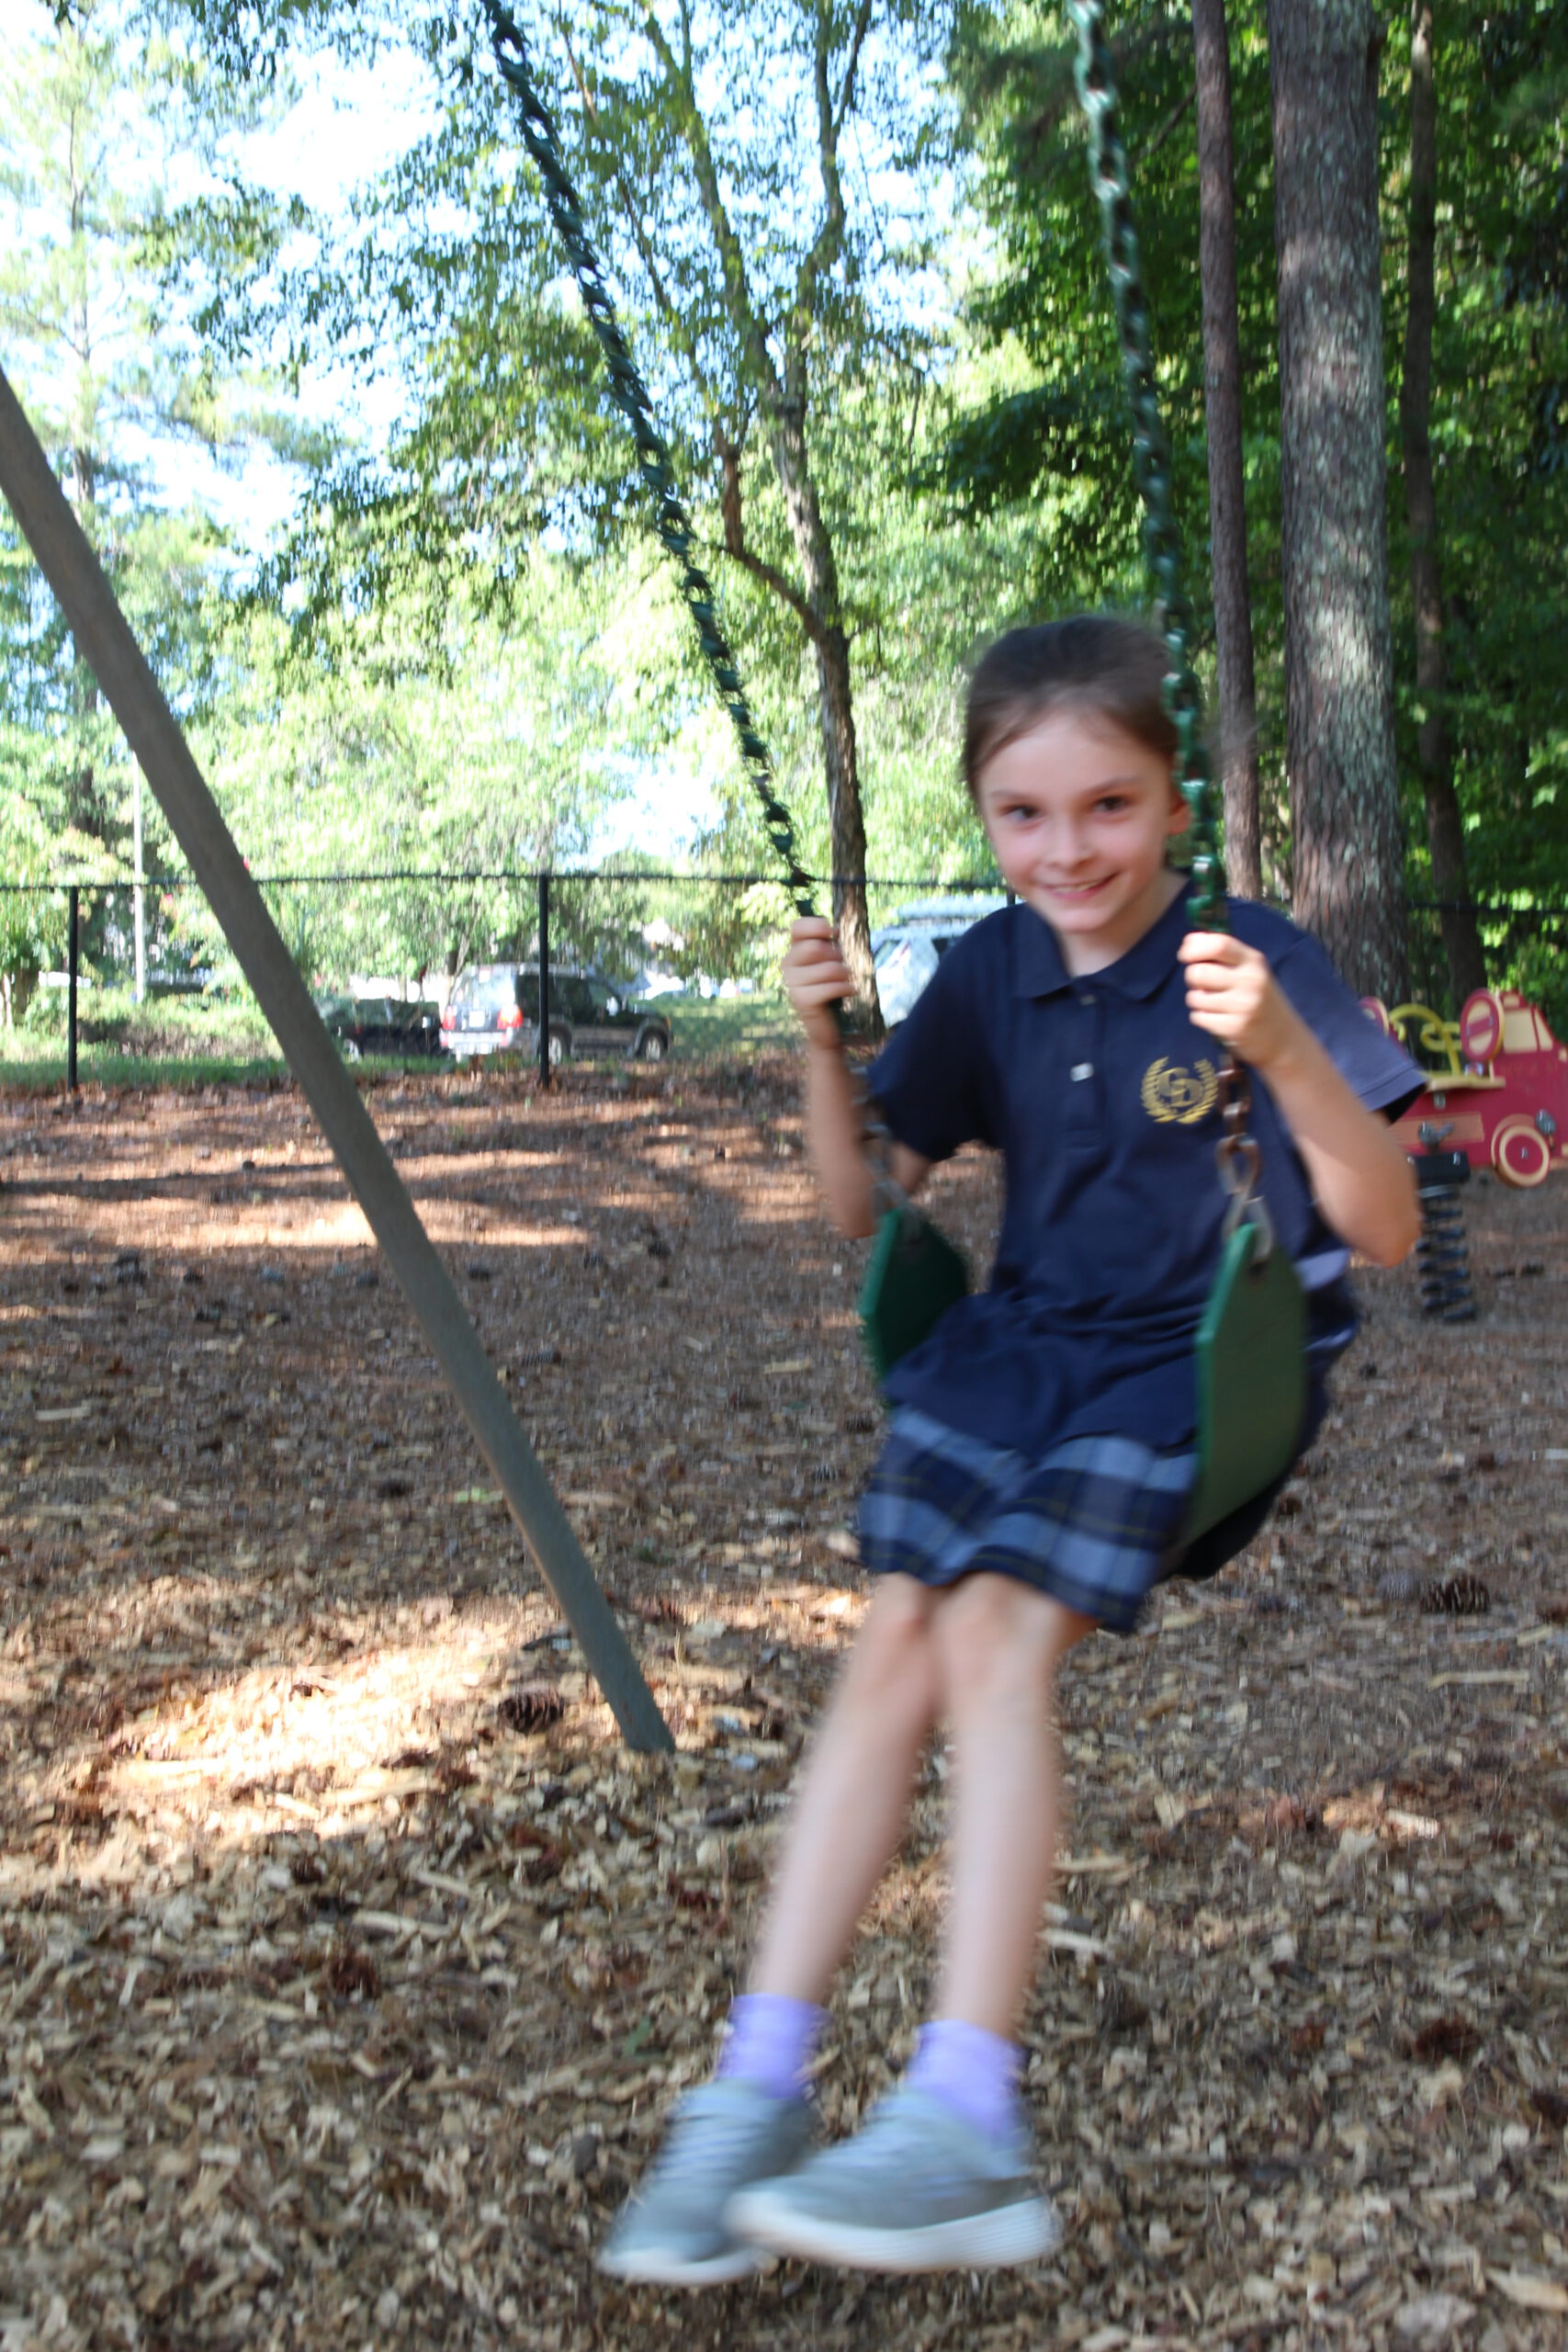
<box><xmin>1213</xmin><ymin>1058</ymin><xmax>1271</xmax><ymax>1250</ymax></box>
<box><xmin>484</xmin><ymin>0</ymin><xmax>816</xmax><ymax>921</ymax></box>
<box><xmin>1065</xmin><ymin>0</ymin><xmax>1224</xmax><ymax>932</ymax></box>
<box><xmin>487</xmin><ymin>1</ymin><xmax>899</xmax><ymax>1211</ymax></box>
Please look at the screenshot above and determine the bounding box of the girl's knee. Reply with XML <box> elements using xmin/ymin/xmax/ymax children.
<box><xmin>839</xmin><ymin>1577</ymin><xmax>939</xmax><ymax>1704</ymax></box>
<box><xmin>937</xmin><ymin>1575</ymin><xmax>1093</xmax><ymax>1709</ymax></box>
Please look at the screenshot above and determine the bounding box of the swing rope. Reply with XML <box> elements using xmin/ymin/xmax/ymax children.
<box><xmin>1066</xmin><ymin>6</ymin><xmax>1304</xmax><ymax>1549</ymax></box>
<box><xmin>485</xmin><ymin>0</ymin><xmax>908</xmax><ymax>1222</ymax></box>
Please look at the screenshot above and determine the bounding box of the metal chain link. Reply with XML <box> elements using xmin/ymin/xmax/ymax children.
<box><xmin>485</xmin><ymin>0</ymin><xmax>817</xmax><ymax>921</ymax></box>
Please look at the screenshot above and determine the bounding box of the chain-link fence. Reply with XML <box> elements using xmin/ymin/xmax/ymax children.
<box><xmin>0</xmin><ymin>869</ymin><xmax>1562</xmax><ymax>1088</ymax></box>
<box><xmin>0</xmin><ymin>868</ymin><xmax>1010</xmax><ymax>1084</ymax></box>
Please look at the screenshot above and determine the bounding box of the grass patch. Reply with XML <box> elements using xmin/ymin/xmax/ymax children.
<box><xmin>661</xmin><ymin>991</ymin><xmax>796</xmax><ymax>1058</ymax></box>
<box><xmin>0</xmin><ymin>986</ymin><xmax>800</xmax><ymax>1093</ymax></box>
<box><xmin>2</xmin><ymin>982</ymin><xmax>451</xmax><ymax>1093</ymax></box>
<box><xmin>1</xmin><ymin>1049</ymin><xmax>291</xmax><ymax>1092</ymax></box>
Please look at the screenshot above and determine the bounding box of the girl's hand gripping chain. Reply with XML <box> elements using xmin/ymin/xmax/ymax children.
<box><xmin>780</xmin><ymin>917</ymin><xmax>930</xmax><ymax>1238</ymax></box>
<box><xmin>1179</xmin><ymin>931</ymin><xmax>1419</xmax><ymax>1268</ymax></box>
<box><xmin>781</xmin><ymin>917</ymin><xmax>853</xmax><ymax>1052</ymax></box>
<box><xmin>1178</xmin><ymin>931</ymin><xmax>1299</xmax><ymax>1072</ymax></box>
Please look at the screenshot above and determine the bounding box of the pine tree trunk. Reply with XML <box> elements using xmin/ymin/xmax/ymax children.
<box><xmin>1401</xmin><ymin>0</ymin><xmax>1486</xmax><ymax>1008</ymax></box>
<box><xmin>1267</xmin><ymin>0</ymin><xmax>1408</xmax><ymax>1001</ymax></box>
<box><xmin>1191</xmin><ymin>0</ymin><xmax>1262</xmax><ymax>900</ymax></box>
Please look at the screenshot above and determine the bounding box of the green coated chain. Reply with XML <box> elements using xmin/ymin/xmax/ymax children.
<box><xmin>484</xmin><ymin>0</ymin><xmax>817</xmax><ymax>919</ymax></box>
<box><xmin>1066</xmin><ymin>0</ymin><xmax>1226</xmax><ymax>929</ymax></box>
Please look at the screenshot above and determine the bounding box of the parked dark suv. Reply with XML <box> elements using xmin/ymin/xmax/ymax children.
<box><xmin>441</xmin><ymin>965</ymin><xmax>672</xmax><ymax>1065</ymax></box>
<box><xmin>318</xmin><ymin>993</ymin><xmax>445</xmax><ymax>1059</ymax></box>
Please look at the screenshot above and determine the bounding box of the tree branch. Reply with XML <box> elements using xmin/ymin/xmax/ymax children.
<box><xmin>1137</xmin><ymin>82</ymin><xmax>1195</xmax><ymax>166</ymax></box>
<box><xmin>556</xmin><ymin>17</ymin><xmax>718</xmax><ymax>415</ymax></box>
<box><xmin>793</xmin><ymin>0</ymin><xmax>874</xmax><ymax>350</ymax></box>
<box><xmin>716</xmin><ymin>538</ymin><xmax>825</xmax><ymax>639</ymax></box>
<box><xmin>712</xmin><ymin>422</ymin><xmax>821</xmax><ymax>639</ymax></box>
<box><xmin>638</xmin><ymin>6</ymin><xmax>781</xmax><ymax>403</ymax></box>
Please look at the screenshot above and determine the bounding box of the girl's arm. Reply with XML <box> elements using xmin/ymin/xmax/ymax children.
<box><xmin>1180</xmin><ymin>933</ymin><xmax>1420</xmax><ymax>1267</ymax></box>
<box><xmin>783</xmin><ymin>919</ymin><xmax>931</xmax><ymax>1239</ymax></box>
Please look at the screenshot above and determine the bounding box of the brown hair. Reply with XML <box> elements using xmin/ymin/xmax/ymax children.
<box><xmin>962</xmin><ymin>616</ymin><xmax>1178</xmax><ymax>800</ymax></box>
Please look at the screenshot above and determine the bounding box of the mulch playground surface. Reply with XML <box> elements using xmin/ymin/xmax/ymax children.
<box><xmin>1</xmin><ymin>1057</ymin><xmax>1565</xmax><ymax>2352</ymax></box>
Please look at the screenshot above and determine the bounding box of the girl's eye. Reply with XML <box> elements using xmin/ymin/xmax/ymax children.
<box><xmin>1094</xmin><ymin>795</ymin><xmax>1130</xmax><ymax>814</ymax></box>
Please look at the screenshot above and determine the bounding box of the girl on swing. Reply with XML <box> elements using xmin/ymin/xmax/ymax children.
<box><xmin>602</xmin><ymin>616</ymin><xmax>1420</xmax><ymax>2285</ymax></box>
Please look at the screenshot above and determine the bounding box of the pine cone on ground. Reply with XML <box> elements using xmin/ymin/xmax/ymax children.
<box><xmin>1421</xmin><ymin>1573</ymin><xmax>1491</xmax><ymax>1617</ymax></box>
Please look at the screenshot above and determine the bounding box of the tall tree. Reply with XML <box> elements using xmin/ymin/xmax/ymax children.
<box><xmin>1266</xmin><ymin>0</ymin><xmax>1406</xmax><ymax>999</ymax></box>
<box><xmin>1399</xmin><ymin>0</ymin><xmax>1485</xmax><ymax>1005</ymax></box>
<box><xmin>0</xmin><ymin>0</ymin><xmax>287</xmax><ymax>856</ymax></box>
<box><xmin>1191</xmin><ymin>0</ymin><xmax>1261</xmax><ymax>899</ymax></box>
<box><xmin>630</xmin><ymin>0</ymin><xmax>885</xmax><ymax>1026</ymax></box>
<box><xmin>166</xmin><ymin>0</ymin><xmax>963</xmax><ymax>1034</ymax></box>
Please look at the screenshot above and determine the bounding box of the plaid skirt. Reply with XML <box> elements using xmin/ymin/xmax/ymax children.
<box><xmin>857</xmin><ymin>1406</ymin><xmax>1198</xmax><ymax>1636</ymax></box>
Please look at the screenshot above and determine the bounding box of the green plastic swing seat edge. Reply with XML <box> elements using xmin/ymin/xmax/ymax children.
<box><xmin>859</xmin><ymin>1205</ymin><xmax>971</xmax><ymax>1386</ymax></box>
<box><xmin>861</xmin><ymin>1206</ymin><xmax>1307</xmax><ymax>1555</ymax></box>
<box><xmin>1179</xmin><ymin>1220</ymin><xmax>1308</xmax><ymax>1546</ymax></box>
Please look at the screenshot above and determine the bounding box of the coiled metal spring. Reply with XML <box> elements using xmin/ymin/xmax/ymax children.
<box><xmin>1414</xmin><ymin>1138</ymin><xmax>1475</xmax><ymax>1322</ymax></box>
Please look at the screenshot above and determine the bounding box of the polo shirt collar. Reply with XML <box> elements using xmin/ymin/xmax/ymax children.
<box><xmin>1012</xmin><ymin>882</ymin><xmax>1191</xmax><ymax>1001</ymax></box>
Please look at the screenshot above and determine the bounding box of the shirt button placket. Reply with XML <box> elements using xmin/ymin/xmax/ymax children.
<box><xmin>1066</xmin><ymin>989</ymin><xmax>1101</xmax><ymax>1146</ymax></box>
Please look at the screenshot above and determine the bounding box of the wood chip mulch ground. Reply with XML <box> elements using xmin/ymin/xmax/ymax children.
<box><xmin>1</xmin><ymin>1055</ymin><xmax>1565</xmax><ymax>2352</ymax></box>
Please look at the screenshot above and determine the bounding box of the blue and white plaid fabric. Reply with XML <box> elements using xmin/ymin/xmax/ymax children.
<box><xmin>858</xmin><ymin>1406</ymin><xmax>1198</xmax><ymax>1635</ymax></box>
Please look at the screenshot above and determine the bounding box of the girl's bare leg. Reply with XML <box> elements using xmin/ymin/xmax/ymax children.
<box><xmin>747</xmin><ymin>1575</ymin><xmax>942</xmax><ymax>2004</ymax></box>
<box><xmin>931</xmin><ymin>1574</ymin><xmax>1095</xmax><ymax>2034</ymax></box>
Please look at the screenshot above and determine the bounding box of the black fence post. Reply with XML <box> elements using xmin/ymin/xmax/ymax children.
<box><xmin>66</xmin><ymin>886</ymin><xmax>79</xmax><ymax>1095</ymax></box>
<box><xmin>537</xmin><ymin>869</ymin><xmax>552</xmax><ymax>1091</ymax></box>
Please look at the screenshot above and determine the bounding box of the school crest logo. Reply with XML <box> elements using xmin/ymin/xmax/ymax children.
<box><xmin>1140</xmin><ymin>1057</ymin><xmax>1218</xmax><ymax>1125</ymax></box>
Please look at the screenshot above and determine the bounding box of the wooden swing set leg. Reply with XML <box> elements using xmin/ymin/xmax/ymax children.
<box><xmin>746</xmin><ymin>1577</ymin><xmax>942</xmax><ymax>2007</ymax></box>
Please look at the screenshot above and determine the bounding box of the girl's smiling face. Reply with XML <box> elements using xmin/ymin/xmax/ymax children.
<box><xmin>975</xmin><ymin>707</ymin><xmax>1191</xmax><ymax>972</ymax></box>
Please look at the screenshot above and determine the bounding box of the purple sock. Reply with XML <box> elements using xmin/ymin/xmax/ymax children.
<box><xmin>715</xmin><ymin>1993</ymin><xmax>823</xmax><ymax>2102</ymax></box>
<box><xmin>905</xmin><ymin>2018</ymin><xmax>1025</xmax><ymax>2142</ymax></box>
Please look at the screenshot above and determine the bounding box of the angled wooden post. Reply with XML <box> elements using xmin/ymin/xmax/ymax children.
<box><xmin>0</xmin><ymin>364</ymin><xmax>672</xmax><ymax>1754</ymax></box>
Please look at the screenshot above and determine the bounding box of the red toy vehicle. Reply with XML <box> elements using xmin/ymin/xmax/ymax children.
<box><xmin>1362</xmin><ymin>988</ymin><xmax>1568</xmax><ymax>1186</ymax></box>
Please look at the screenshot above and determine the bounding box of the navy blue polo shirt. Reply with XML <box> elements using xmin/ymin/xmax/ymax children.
<box><xmin>865</xmin><ymin>891</ymin><xmax>1420</xmax><ymax>1459</ymax></box>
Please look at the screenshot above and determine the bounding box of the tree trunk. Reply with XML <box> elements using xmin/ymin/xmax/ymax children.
<box><xmin>641</xmin><ymin>10</ymin><xmax>882</xmax><ymax>1035</ymax></box>
<box><xmin>1191</xmin><ymin>0</ymin><xmax>1262</xmax><ymax>900</ymax></box>
<box><xmin>764</xmin><ymin>386</ymin><xmax>878</xmax><ymax>1033</ymax></box>
<box><xmin>1400</xmin><ymin>0</ymin><xmax>1486</xmax><ymax>1008</ymax></box>
<box><xmin>1267</xmin><ymin>0</ymin><xmax>1407</xmax><ymax>1001</ymax></box>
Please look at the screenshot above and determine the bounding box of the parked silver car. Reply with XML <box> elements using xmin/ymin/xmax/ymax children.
<box><xmin>873</xmin><ymin>897</ymin><xmax>1006</xmax><ymax>1026</ymax></box>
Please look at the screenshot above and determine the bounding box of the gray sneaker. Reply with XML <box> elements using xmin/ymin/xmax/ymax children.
<box><xmin>597</xmin><ymin>2080</ymin><xmax>817</xmax><ymax>2287</ymax></box>
<box><xmin>726</xmin><ymin>2085</ymin><xmax>1060</xmax><ymax>2274</ymax></box>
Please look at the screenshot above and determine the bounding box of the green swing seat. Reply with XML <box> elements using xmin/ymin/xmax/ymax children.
<box><xmin>1183</xmin><ymin>1216</ymin><xmax>1306</xmax><ymax>1544</ymax></box>
<box><xmin>860</xmin><ymin>1198</ymin><xmax>1307</xmax><ymax>1554</ymax></box>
